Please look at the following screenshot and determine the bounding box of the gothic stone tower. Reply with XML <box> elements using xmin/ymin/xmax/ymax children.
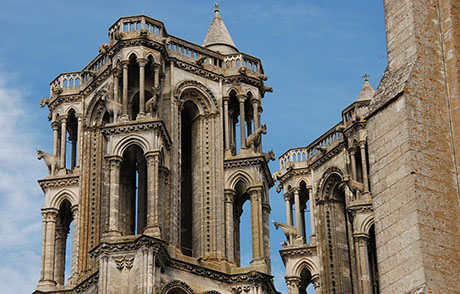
<box><xmin>274</xmin><ymin>79</ymin><xmax>378</xmax><ymax>294</ymax></box>
<box><xmin>35</xmin><ymin>7</ymin><xmax>277</xmax><ymax>294</ymax></box>
<box><xmin>274</xmin><ymin>0</ymin><xmax>460</xmax><ymax>293</ymax></box>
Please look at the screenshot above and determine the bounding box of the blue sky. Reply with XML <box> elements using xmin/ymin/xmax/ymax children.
<box><xmin>0</xmin><ymin>1</ymin><xmax>387</xmax><ymax>293</ymax></box>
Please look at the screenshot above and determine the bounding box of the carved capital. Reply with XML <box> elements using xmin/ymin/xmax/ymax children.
<box><xmin>106</xmin><ymin>155</ymin><xmax>123</xmax><ymax>168</ymax></box>
<box><xmin>112</xmin><ymin>67</ymin><xmax>121</xmax><ymax>78</ymax></box>
<box><xmin>60</xmin><ymin>115</ymin><xmax>68</xmax><ymax>123</ymax></box>
<box><xmin>223</xmin><ymin>96</ymin><xmax>230</xmax><ymax>102</ymax></box>
<box><xmin>283</xmin><ymin>193</ymin><xmax>292</xmax><ymax>202</ymax></box>
<box><xmin>120</xmin><ymin>60</ymin><xmax>129</xmax><ymax>68</ymax></box>
<box><xmin>312</xmin><ymin>275</ymin><xmax>320</xmax><ymax>289</ymax></box>
<box><xmin>224</xmin><ymin>189</ymin><xmax>236</xmax><ymax>203</ymax></box>
<box><xmin>41</xmin><ymin>208</ymin><xmax>59</xmax><ymax>222</ymax></box>
<box><xmin>285</xmin><ymin>276</ymin><xmax>301</xmax><ymax>289</ymax></box>
<box><xmin>353</xmin><ymin>232</ymin><xmax>370</xmax><ymax>241</ymax></box>
<box><xmin>237</xmin><ymin>94</ymin><xmax>247</xmax><ymax>103</ymax></box>
<box><xmin>51</xmin><ymin>121</ymin><xmax>60</xmax><ymax>130</ymax></box>
<box><xmin>136</xmin><ymin>58</ymin><xmax>148</xmax><ymax>67</ymax></box>
<box><xmin>144</xmin><ymin>151</ymin><xmax>160</xmax><ymax>163</ymax></box>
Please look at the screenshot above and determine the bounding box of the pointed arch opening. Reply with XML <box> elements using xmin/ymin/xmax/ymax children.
<box><xmin>65</xmin><ymin>110</ymin><xmax>78</xmax><ymax>170</ymax></box>
<box><xmin>180</xmin><ymin>100</ymin><xmax>200</xmax><ymax>257</ymax></box>
<box><xmin>55</xmin><ymin>199</ymin><xmax>74</xmax><ymax>285</ymax></box>
<box><xmin>368</xmin><ymin>225</ymin><xmax>379</xmax><ymax>294</ymax></box>
<box><xmin>234</xmin><ymin>180</ymin><xmax>251</xmax><ymax>267</ymax></box>
<box><xmin>120</xmin><ymin>144</ymin><xmax>147</xmax><ymax>235</ymax></box>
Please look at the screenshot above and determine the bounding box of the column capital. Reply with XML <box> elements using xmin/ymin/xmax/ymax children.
<box><xmin>224</xmin><ymin>189</ymin><xmax>235</xmax><ymax>203</ymax></box>
<box><xmin>223</xmin><ymin>96</ymin><xmax>230</xmax><ymax>102</ymax></box>
<box><xmin>283</xmin><ymin>193</ymin><xmax>292</xmax><ymax>202</ymax></box>
<box><xmin>348</xmin><ymin>146</ymin><xmax>358</xmax><ymax>155</ymax></box>
<box><xmin>75</xmin><ymin>112</ymin><xmax>83</xmax><ymax>119</ymax></box>
<box><xmin>237</xmin><ymin>94</ymin><xmax>247</xmax><ymax>103</ymax></box>
<box><xmin>71</xmin><ymin>204</ymin><xmax>79</xmax><ymax>216</ymax></box>
<box><xmin>285</xmin><ymin>276</ymin><xmax>301</xmax><ymax>288</ymax></box>
<box><xmin>120</xmin><ymin>60</ymin><xmax>130</xmax><ymax>68</ymax></box>
<box><xmin>144</xmin><ymin>150</ymin><xmax>160</xmax><ymax>160</ymax></box>
<box><xmin>112</xmin><ymin>66</ymin><xmax>121</xmax><ymax>77</ymax></box>
<box><xmin>152</xmin><ymin>62</ymin><xmax>161</xmax><ymax>70</ymax></box>
<box><xmin>41</xmin><ymin>207</ymin><xmax>59</xmax><ymax>220</ymax></box>
<box><xmin>51</xmin><ymin>121</ymin><xmax>60</xmax><ymax>130</ymax></box>
<box><xmin>312</xmin><ymin>274</ymin><xmax>320</xmax><ymax>289</ymax></box>
<box><xmin>59</xmin><ymin>115</ymin><xmax>68</xmax><ymax>123</ymax></box>
<box><xmin>353</xmin><ymin>232</ymin><xmax>370</xmax><ymax>240</ymax></box>
<box><xmin>358</xmin><ymin>140</ymin><xmax>367</xmax><ymax>148</ymax></box>
<box><xmin>250</xmin><ymin>97</ymin><xmax>260</xmax><ymax>105</ymax></box>
<box><xmin>292</xmin><ymin>186</ymin><xmax>301</xmax><ymax>194</ymax></box>
<box><xmin>136</xmin><ymin>58</ymin><xmax>148</xmax><ymax>67</ymax></box>
<box><xmin>105</xmin><ymin>155</ymin><xmax>123</xmax><ymax>167</ymax></box>
<box><xmin>247</xmin><ymin>184</ymin><xmax>263</xmax><ymax>195</ymax></box>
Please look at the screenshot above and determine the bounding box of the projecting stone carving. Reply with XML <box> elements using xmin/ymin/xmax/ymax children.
<box><xmin>37</xmin><ymin>149</ymin><xmax>60</xmax><ymax>175</ymax></box>
<box><xmin>101</xmin><ymin>96</ymin><xmax>122</xmax><ymax>122</ymax></box>
<box><xmin>273</xmin><ymin>220</ymin><xmax>297</xmax><ymax>244</ymax></box>
<box><xmin>246</xmin><ymin>123</ymin><xmax>266</xmax><ymax>149</ymax></box>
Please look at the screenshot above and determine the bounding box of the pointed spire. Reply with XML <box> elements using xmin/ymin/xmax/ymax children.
<box><xmin>356</xmin><ymin>74</ymin><xmax>375</xmax><ymax>101</ymax></box>
<box><xmin>202</xmin><ymin>3</ymin><xmax>238</xmax><ymax>54</ymax></box>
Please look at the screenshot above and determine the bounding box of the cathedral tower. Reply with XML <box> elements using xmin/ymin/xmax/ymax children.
<box><xmin>35</xmin><ymin>6</ymin><xmax>277</xmax><ymax>294</ymax></box>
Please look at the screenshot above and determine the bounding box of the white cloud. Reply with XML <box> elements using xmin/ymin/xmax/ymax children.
<box><xmin>0</xmin><ymin>71</ymin><xmax>44</xmax><ymax>293</ymax></box>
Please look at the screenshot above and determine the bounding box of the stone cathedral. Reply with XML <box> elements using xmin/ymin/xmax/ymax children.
<box><xmin>35</xmin><ymin>1</ymin><xmax>460</xmax><ymax>294</ymax></box>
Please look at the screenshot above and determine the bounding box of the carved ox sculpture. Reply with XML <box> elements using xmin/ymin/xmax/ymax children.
<box><xmin>273</xmin><ymin>220</ymin><xmax>297</xmax><ymax>245</ymax></box>
<box><xmin>246</xmin><ymin>123</ymin><xmax>267</xmax><ymax>149</ymax></box>
<box><xmin>37</xmin><ymin>149</ymin><xmax>60</xmax><ymax>175</ymax></box>
<box><xmin>101</xmin><ymin>96</ymin><xmax>122</xmax><ymax>122</ymax></box>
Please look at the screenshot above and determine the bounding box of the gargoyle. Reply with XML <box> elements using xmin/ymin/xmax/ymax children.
<box><xmin>264</xmin><ymin>86</ymin><xmax>273</xmax><ymax>93</ymax></box>
<box><xmin>263</xmin><ymin>149</ymin><xmax>275</xmax><ymax>163</ymax></box>
<box><xmin>273</xmin><ymin>220</ymin><xmax>297</xmax><ymax>244</ymax></box>
<box><xmin>99</xmin><ymin>44</ymin><xmax>109</xmax><ymax>54</ymax></box>
<box><xmin>40</xmin><ymin>97</ymin><xmax>50</xmax><ymax>108</ymax></box>
<box><xmin>82</xmin><ymin>69</ymin><xmax>97</xmax><ymax>78</ymax></box>
<box><xmin>196</xmin><ymin>55</ymin><xmax>207</xmax><ymax>66</ymax></box>
<box><xmin>238</xmin><ymin>67</ymin><xmax>247</xmax><ymax>75</ymax></box>
<box><xmin>37</xmin><ymin>149</ymin><xmax>60</xmax><ymax>175</ymax></box>
<box><xmin>316</xmin><ymin>145</ymin><xmax>327</xmax><ymax>153</ymax></box>
<box><xmin>246</xmin><ymin>124</ymin><xmax>266</xmax><ymax>149</ymax></box>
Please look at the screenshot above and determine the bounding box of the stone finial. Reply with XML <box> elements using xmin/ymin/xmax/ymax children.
<box><xmin>362</xmin><ymin>73</ymin><xmax>370</xmax><ymax>81</ymax></box>
<box><xmin>356</xmin><ymin>74</ymin><xmax>375</xmax><ymax>101</ymax></box>
<box><xmin>214</xmin><ymin>3</ymin><xmax>219</xmax><ymax>13</ymax></box>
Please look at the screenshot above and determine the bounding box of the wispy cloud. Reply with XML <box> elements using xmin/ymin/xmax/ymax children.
<box><xmin>0</xmin><ymin>71</ymin><xmax>44</xmax><ymax>293</ymax></box>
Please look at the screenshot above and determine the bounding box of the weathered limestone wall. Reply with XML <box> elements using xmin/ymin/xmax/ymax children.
<box><xmin>368</xmin><ymin>0</ymin><xmax>460</xmax><ymax>293</ymax></box>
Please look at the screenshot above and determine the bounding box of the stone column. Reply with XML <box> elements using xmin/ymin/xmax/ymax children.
<box><xmin>76</xmin><ymin>114</ymin><xmax>82</xmax><ymax>168</ymax></box>
<box><xmin>144</xmin><ymin>151</ymin><xmax>161</xmax><ymax>237</ymax></box>
<box><xmin>359</xmin><ymin>142</ymin><xmax>369</xmax><ymax>192</ymax></box>
<box><xmin>252</xmin><ymin>99</ymin><xmax>260</xmax><ymax>129</ymax></box>
<box><xmin>238</xmin><ymin>94</ymin><xmax>247</xmax><ymax>149</ymax></box>
<box><xmin>70</xmin><ymin>206</ymin><xmax>79</xmax><ymax>283</ymax></box>
<box><xmin>52</xmin><ymin>121</ymin><xmax>60</xmax><ymax>158</ymax></box>
<box><xmin>285</xmin><ymin>277</ymin><xmax>301</xmax><ymax>294</ymax></box>
<box><xmin>293</xmin><ymin>187</ymin><xmax>302</xmax><ymax>238</ymax></box>
<box><xmin>38</xmin><ymin>208</ymin><xmax>59</xmax><ymax>288</ymax></box>
<box><xmin>312</xmin><ymin>275</ymin><xmax>321</xmax><ymax>292</ymax></box>
<box><xmin>223</xmin><ymin>96</ymin><xmax>230</xmax><ymax>151</ymax></box>
<box><xmin>105</xmin><ymin>156</ymin><xmax>122</xmax><ymax>237</ymax></box>
<box><xmin>355</xmin><ymin>233</ymin><xmax>372</xmax><ymax>294</ymax></box>
<box><xmin>224</xmin><ymin>189</ymin><xmax>235</xmax><ymax>262</ymax></box>
<box><xmin>121</xmin><ymin>60</ymin><xmax>129</xmax><ymax>119</ymax></box>
<box><xmin>54</xmin><ymin>224</ymin><xmax>67</xmax><ymax>285</ymax></box>
<box><xmin>249</xmin><ymin>188</ymin><xmax>263</xmax><ymax>260</ymax></box>
<box><xmin>153</xmin><ymin>63</ymin><xmax>160</xmax><ymax>89</ymax></box>
<box><xmin>137</xmin><ymin>58</ymin><xmax>148</xmax><ymax>118</ymax></box>
<box><xmin>113</xmin><ymin>67</ymin><xmax>121</xmax><ymax>103</ymax></box>
<box><xmin>349</xmin><ymin>147</ymin><xmax>357</xmax><ymax>181</ymax></box>
<box><xmin>308</xmin><ymin>186</ymin><xmax>316</xmax><ymax>241</ymax></box>
<box><xmin>284</xmin><ymin>193</ymin><xmax>293</xmax><ymax>226</ymax></box>
<box><xmin>60</xmin><ymin>115</ymin><xmax>68</xmax><ymax>169</ymax></box>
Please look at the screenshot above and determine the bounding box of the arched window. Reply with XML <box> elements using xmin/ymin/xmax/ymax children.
<box><xmin>299</xmin><ymin>181</ymin><xmax>311</xmax><ymax>243</ymax></box>
<box><xmin>55</xmin><ymin>199</ymin><xmax>74</xmax><ymax>285</ymax></box>
<box><xmin>66</xmin><ymin>110</ymin><xmax>78</xmax><ymax>169</ymax></box>
<box><xmin>233</xmin><ymin>180</ymin><xmax>251</xmax><ymax>266</ymax></box>
<box><xmin>180</xmin><ymin>101</ymin><xmax>200</xmax><ymax>256</ymax></box>
<box><xmin>321</xmin><ymin>173</ymin><xmax>353</xmax><ymax>293</ymax></box>
<box><xmin>228</xmin><ymin>90</ymin><xmax>239</xmax><ymax>154</ymax></box>
<box><xmin>299</xmin><ymin>267</ymin><xmax>314</xmax><ymax>294</ymax></box>
<box><xmin>368</xmin><ymin>225</ymin><xmax>379</xmax><ymax>293</ymax></box>
<box><xmin>127</xmin><ymin>54</ymin><xmax>140</xmax><ymax>120</ymax></box>
<box><xmin>120</xmin><ymin>144</ymin><xmax>147</xmax><ymax>235</ymax></box>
